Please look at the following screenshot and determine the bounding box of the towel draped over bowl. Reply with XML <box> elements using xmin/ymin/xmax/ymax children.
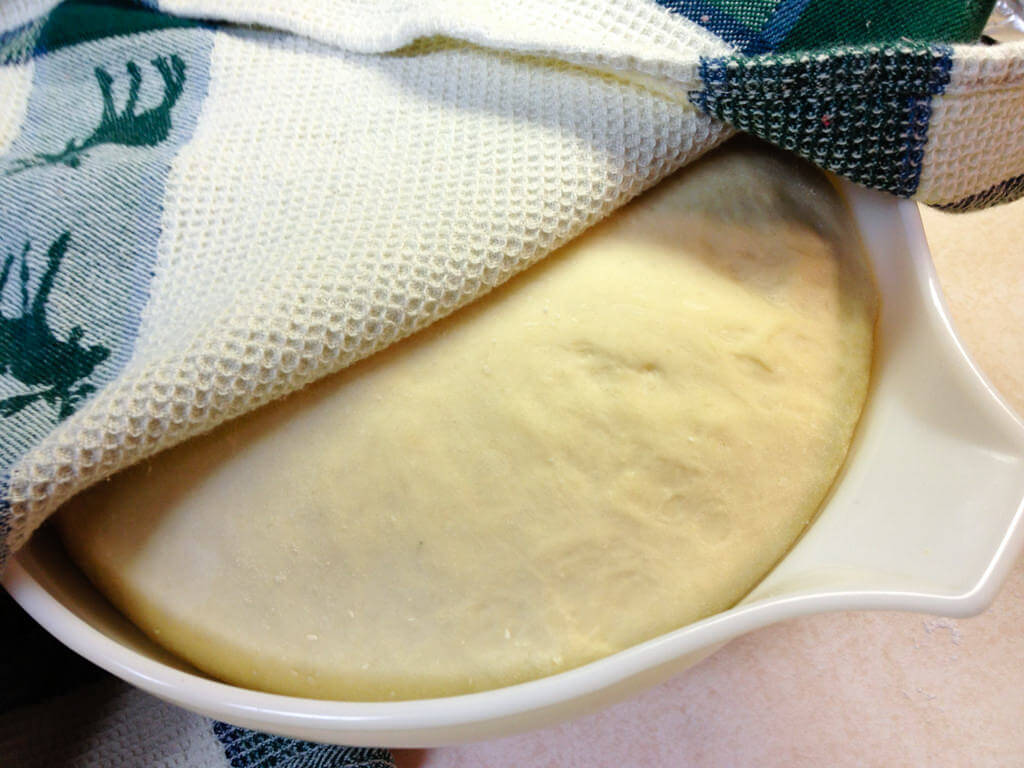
<box><xmin>0</xmin><ymin>1</ymin><xmax>1021</xmax><ymax>765</ymax></box>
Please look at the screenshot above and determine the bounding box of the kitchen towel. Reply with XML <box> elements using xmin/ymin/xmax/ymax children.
<box><xmin>1</xmin><ymin>0</ymin><xmax>1022</xmax><ymax>574</ymax></box>
<box><xmin>1</xmin><ymin>589</ymin><xmax>394</xmax><ymax>768</ymax></box>
<box><xmin>1</xmin><ymin>1</ymin><xmax>1022</xmax><ymax>765</ymax></box>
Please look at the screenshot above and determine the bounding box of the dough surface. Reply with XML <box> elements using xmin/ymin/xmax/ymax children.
<box><xmin>57</xmin><ymin>143</ymin><xmax>876</xmax><ymax>700</ymax></box>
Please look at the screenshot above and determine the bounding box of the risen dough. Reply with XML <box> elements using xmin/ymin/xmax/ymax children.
<box><xmin>57</xmin><ymin>143</ymin><xmax>876</xmax><ymax>700</ymax></box>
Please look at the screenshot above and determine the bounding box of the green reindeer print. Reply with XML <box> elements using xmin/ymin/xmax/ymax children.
<box><xmin>6</xmin><ymin>54</ymin><xmax>186</xmax><ymax>176</ymax></box>
<box><xmin>0</xmin><ymin>232</ymin><xmax>110</xmax><ymax>421</ymax></box>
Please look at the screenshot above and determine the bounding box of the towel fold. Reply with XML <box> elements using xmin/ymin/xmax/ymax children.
<box><xmin>0</xmin><ymin>1</ymin><xmax>1021</xmax><ymax>765</ymax></box>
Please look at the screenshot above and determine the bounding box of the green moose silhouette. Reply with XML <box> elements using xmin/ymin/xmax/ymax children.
<box><xmin>6</xmin><ymin>54</ymin><xmax>186</xmax><ymax>176</ymax></box>
<box><xmin>0</xmin><ymin>232</ymin><xmax>110</xmax><ymax>420</ymax></box>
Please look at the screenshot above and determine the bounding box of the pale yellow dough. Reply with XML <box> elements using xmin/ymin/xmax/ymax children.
<box><xmin>57</xmin><ymin>143</ymin><xmax>876</xmax><ymax>701</ymax></box>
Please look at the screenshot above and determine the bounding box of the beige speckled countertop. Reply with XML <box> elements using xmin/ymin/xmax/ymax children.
<box><xmin>394</xmin><ymin>199</ymin><xmax>1024</xmax><ymax>768</ymax></box>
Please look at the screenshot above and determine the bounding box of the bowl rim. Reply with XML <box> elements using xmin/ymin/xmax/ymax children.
<box><xmin>5</xmin><ymin>183</ymin><xmax>1024</xmax><ymax>744</ymax></box>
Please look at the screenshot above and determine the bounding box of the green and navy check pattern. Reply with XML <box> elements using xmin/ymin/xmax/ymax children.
<box><xmin>212</xmin><ymin>724</ymin><xmax>393</xmax><ymax>768</ymax></box>
<box><xmin>660</xmin><ymin>0</ymin><xmax>1019</xmax><ymax>206</ymax></box>
<box><xmin>1</xmin><ymin>0</ymin><xmax>1020</xmax><ymax>766</ymax></box>
<box><xmin>690</xmin><ymin>43</ymin><xmax>954</xmax><ymax>196</ymax></box>
<box><xmin>0</xmin><ymin>0</ymin><xmax>201</xmax><ymax>65</ymax></box>
<box><xmin>656</xmin><ymin>0</ymin><xmax>993</xmax><ymax>53</ymax></box>
<box><xmin>1</xmin><ymin>5</ymin><xmax>395</xmax><ymax>765</ymax></box>
<box><xmin>0</xmin><ymin>0</ymin><xmax>213</xmax><ymax>566</ymax></box>
<box><xmin>1</xmin><ymin>590</ymin><xmax>398</xmax><ymax>767</ymax></box>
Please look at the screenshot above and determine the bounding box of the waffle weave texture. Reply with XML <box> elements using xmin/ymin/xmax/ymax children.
<box><xmin>1</xmin><ymin>0</ymin><xmax>1022</xmax><ymax>572</ymax></box>
<box><xmin>1</xmin><ymin>2</ymin><xmax>1022</xmax><ymax>767</ymax></box>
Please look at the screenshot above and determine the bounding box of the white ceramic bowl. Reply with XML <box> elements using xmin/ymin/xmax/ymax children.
<box><xmin>5</xmin><ymin>183</ymin><xmax>1024</xmax><ymax>748</ymax></box>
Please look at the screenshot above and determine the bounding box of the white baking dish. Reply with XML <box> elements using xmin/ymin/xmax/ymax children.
<box><xmin>5</xmin><ymin>181</ymin><xmax>1024</xmax><ymax>748</ymax></box>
